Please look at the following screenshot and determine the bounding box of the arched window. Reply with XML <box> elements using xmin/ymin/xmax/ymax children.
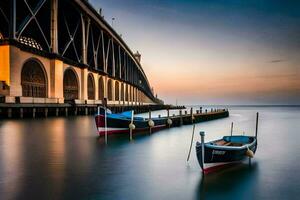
<box><xmin>88</xmin><ymin>74</ymin><xmax>95</xmax><ymax>100</ymax></box>
<box><xmin>63</xmin><ymin>68</ymin><xmax>79</xmax><ymax>100</ymax></box>
<box><xmin>98</xmin><ymin>77</ymin><xmax>104</xmax><ymax>101</ymax></box>
<box><xmin>107</xmin><ymin>79</ymin><xmax>113</xmax><ymax>101</ymax></box>
<box><xmin>21</xmin><ymin>59</ymin><xmax>47</xmax><ymax>98</ymax></box>
<box><xmin>115</xmin><ymin>81</ymin><xmax>119</xmax><ymax>101</ymax></box>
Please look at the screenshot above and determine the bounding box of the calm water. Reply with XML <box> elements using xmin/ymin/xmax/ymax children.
<box><xmin>0</xmin><ymin>106</ymin><xmax>300</xmax><ymax>200</ymax></box>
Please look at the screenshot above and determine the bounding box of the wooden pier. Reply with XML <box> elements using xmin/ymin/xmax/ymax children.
<box><xmin>166</xmin><ymin>108</ymin><xmax>229</xmax><ymax>127</ymax></box>
<box><xmin>0</xmin><ymin>103</ymin><xmax>185</xmax><ymax>119</ymax></box>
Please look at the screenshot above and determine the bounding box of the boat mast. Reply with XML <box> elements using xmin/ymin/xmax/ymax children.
<box><xmin>230</xmin><ymin>122</ymin><xmax>233</xmax><ymax>141</ymax></box>
<box><xmin>255</xmin><ymin>112</ymin><xmax>259</xmax><ymax>139</ymax></box>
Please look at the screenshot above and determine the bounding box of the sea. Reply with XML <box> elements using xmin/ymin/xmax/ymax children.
<box><xmin>0</xmin><ymin>106</ymin><xmax>300</xmax><ymax>200</ymax></box>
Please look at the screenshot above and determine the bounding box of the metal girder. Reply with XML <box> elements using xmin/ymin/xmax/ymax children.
<box><xmin>0</xmin><ymin>7</ymin><xmax>9</xmax><ymax>24</ymax></box>
<box><xmin>90</xmin><ymin>26</ymin><xmax>101</xmax><ymax>69</ymax></box>
<box><xmin>17</xmin><ymin>0</ymin><xmax>50</xmax><ymax>51</ymax></box>
<box><xmin>81</xmin><ymin>14</ymin><xmax>90</xmax><ymax>64</ymax></box>
<box><xmin>62</xmin><ymin>16</ymin><xmax>81</xmax><ymax>62</ymax></box>
<box><xmin>105</xmin><ymin>38</ymin><xmax>111</xmax><ymax>73</ymax></box>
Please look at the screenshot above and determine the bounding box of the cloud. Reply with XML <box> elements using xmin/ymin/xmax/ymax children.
<box><xmin>269</xmin><ymin>59</ymin><xmax>285</xmax><ymax>63</ymax></box>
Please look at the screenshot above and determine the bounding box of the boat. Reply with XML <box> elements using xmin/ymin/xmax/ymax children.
<box><xmin>195</xmin><ymin>112</ymin><xmax>259</xmax><ymax>174</ymax></box>
<box><xmin>95</xmin><ymin>107</ymin><xmax>171</xmax><ymax>136</ymax></box>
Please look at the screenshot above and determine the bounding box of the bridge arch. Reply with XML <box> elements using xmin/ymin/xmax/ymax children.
<box><xmin>107</xmin><ymin>79</ymin><xmax>113</xmax><ymax>101</ymax></box>
<box><xmin>88</xmin><ymin>74</ymin><xmax>95</xmax><ymax>100</ymax></box>
<box><xmin>98</xmin><ymin>76</ymin><xmax>104</xmax><ymax>101</ymax></box>
<box><xmin>63</xmin><ymin>68</ymin><xmax>79</xmax><ymax>100</ymax></box>
<box><xmin>21</xmin><ymin>58</ymin><xmax>47</xmax><ymax>98</ymax></box>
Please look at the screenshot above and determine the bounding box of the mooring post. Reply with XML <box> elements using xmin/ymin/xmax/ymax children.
<box><xmin>200</xmin><ymin>131</ymin><xmax>205</xmax><ymax>174</ymax></box>
<box><xmin>33</xmin><ymin>108</ymin><xmax>36</xmax><ymax>119</ymax></box>
<box><xmin>74</xmin><ymin>107</ymin><xmax>78</xmax><ymax>116</ymax></box>
<box><xmin>45</xmin><ymin>108</ymin><xmax>48</xmax><ymax>118</ymax></box>
<box><xmin>196</xmin><ymin>110</ymin><xmax>199</xmax><ymax>114</ymax></box>
<box><xmin>179</xmin><ymin>109</ymin><xmax>183</xmax><ymax>126</ymax></box>
<box><xmin>65</xmin><ymin>107</ymin><xmax>68</xmax><ymax>117</ymax></box>
<box><xmin>56</xmin><ymin>108</ymin><xmax>59</xmax><ymax>116</ymax></box>
<box><xmin>85</xmin><ymin>107</ymin><xmax>88</xmax><ymax>115</ymax></box>
<box><xmin>20</xmin><ymin>108</ymin><xmax>23</xmax><ymax>119</ymax></box>
<box><xmin>200</xmin><ymin>107</ymin><xmax>202</xmax><ymax>114</ymax></box>
<box><xmin>7</xmin><ymin>108</ymin><xmax>12</xmax><ymax>118</ymax></box>
<box><xmin>149</xmin><ymin>110</ymin><xmax>152</xmax><ymax>134</ymax></box>
<box><xmin>190</xmin><ymin>107</ymin><xmax>193</xmax><ymax>123</ymax></box>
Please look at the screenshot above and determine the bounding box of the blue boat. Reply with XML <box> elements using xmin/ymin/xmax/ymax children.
<box><xmin>196</xmin><ymin>112</ymin><xmax>259</xmax><ymax>174</ymax></box>
<box><xmin>95</xmin><ymin>107</ymin><xmax>170</xmax><ymax>136</ymax></box>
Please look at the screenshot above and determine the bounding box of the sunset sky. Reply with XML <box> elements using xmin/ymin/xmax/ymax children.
<box><xmin>91</xmin><ymin>0</ymin><xmax>300</xmax><ymax>105</ymax></box>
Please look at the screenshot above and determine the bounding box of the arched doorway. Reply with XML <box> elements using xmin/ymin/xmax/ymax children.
<box><xmin>88</xmin><ymin>74</ymin><xmax>95</xmax><ymax>100</ymax></box>
<box><xmin>107</xmin><ymin>79</ymin><xmax>113</xmax><ymax>101</ymax></box>
<box><xmin>63</xmin><ymin>68</ymin><xmax>79</xmax><ymax>100</ymax></box>
<box><xmin>98</xmin><ymin>77</ymin><xmax>104</xmax><ymax>101</ymax></box>
<box><xmin>115</xmin><ymin>81</ymin><xmax>119</xmax><ymax>101</ymax></box>
<box><xmin>21</xmin><ymin>59</ymin><xmax>47</xmax><ymax>98</ymax></box>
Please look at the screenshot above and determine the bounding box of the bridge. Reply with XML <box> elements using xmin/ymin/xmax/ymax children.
<box><xmin>0</xmin><ymin>0</ymin><xmax>163</xmax><ymax>110</ymax></box>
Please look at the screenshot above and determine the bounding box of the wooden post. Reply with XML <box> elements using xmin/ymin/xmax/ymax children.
<box><xmin>65</xmin><ymin>108</ymin><xmax>68</xmax><ymax>117</ymax></box>
<box><xmin>255</xmin><ymin>112</ymin><xmax>259</xmax><ymax>139</ymax></box>
<box><xmin>45</xmin><ymin>108</ymin><xmax>48</xmax><ymax>118</ymax></box>
<box><xmin>20</xmin><ymin>108</ymin><xmax>23</xmax><ymax>119</ymax></box>
<box><xmin>56</xmin><ymin>108</ymin><xmax>59</xmax><ymax>116</ymax></box>
<box><xmin>74</xmin><ymin>107</ymin><xmax>78</xmax><ymax>115</ymax></box>
<box><xmin>129</xmin><ymin>110</ymin><xmax>134</xmax><ymax>141</ymax></box>
<box><xmin>85</xmin><ymin>107</ymin><xmax>88</xmax><ymax>115</ymax></box>
<box><xmin>167</xmin><ymin>109</ymin><xmax>170</xmax><ymax>118</ymax></box>
<box><xmin>179</xmin><ymin>109</ymin><xmax>183</xmax><ymax>126</ymax></box>
<box><xmin>7</xmin><ymin>108</ymin><xmax>12</xmax><ymax>118</ymax></box>
<box><xmin>190</xmin><ymin>107</ymin><xmax>193</xmax><ymax>123</ymax></box>
<box><xmin>230</xmin><ymin>122</ymin><xmax>233</xmax><ymax>141</ymax></box>
<box><xmin>33</xmin><ymin>108</ymin><xmax>36</xmax><ymax>119</ymax></box>
<box><xmin>200</xmin><ymin>131</ymin><xmax>205</xmax><ymax>174</ymax></box>
<box><xmin>149</xmin><ymin>110</ymin><xmax>152</xmax><ymax>134</ymax></box>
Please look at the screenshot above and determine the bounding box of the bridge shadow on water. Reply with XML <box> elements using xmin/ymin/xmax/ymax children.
<box><xmin>195</xmin><ymin>162</ymin><xmax>259</xmax><ymax>200</ymax></box>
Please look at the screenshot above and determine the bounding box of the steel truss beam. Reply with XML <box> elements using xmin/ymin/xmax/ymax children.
<box><xmin>17</xmin><ymin>0</ymin><xmax>50</xmax><ymax>51</ymax></box>
<box><xmin>62</xmin><ymin>16</ymin><xmax>81</xmax><ymax>62</ymax></box>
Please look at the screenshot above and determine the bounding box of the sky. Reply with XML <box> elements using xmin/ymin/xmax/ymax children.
<box><xmin>90</xmin><ymin>0</ymin><xmax>300</xmax><ymax>105</ymax></box>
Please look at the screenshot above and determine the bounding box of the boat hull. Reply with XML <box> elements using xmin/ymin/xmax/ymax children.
<box><xmin>95</xmin><ymin>114</ymin><xmax>168</xmax><ymax>136</ymax></box>
<box><xmin>196</xmin><ymin>136</ymin><xmax>257</xmax><ymax>173</ymax></box>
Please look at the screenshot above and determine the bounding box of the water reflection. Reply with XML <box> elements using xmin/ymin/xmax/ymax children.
<box><xmin>0</xmin><ymin>107</ymin><xmax>300</xmax><ymax>199</ymax></box>
<box><xmin>196</xmin><ymin>162</ymin><xmax>259</xmax><ymax>200</ymax></box>
<box><xmin>0</xmin><ymin>121</ymin><xmax>24</xmax><ymax>200</ymax></box>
